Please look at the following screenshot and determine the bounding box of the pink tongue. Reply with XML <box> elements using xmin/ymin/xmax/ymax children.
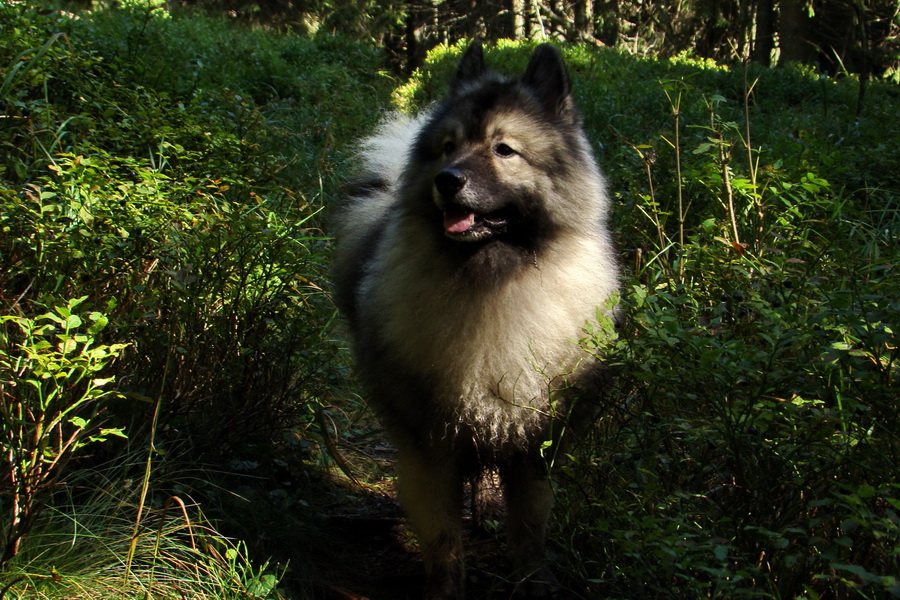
<box><xmin>444</xmin><ymin>211</ymin><xmax>476</xmax><ymax>234</ymax></box>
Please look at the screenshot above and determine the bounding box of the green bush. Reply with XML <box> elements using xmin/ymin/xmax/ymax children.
<box><xmin>571</xmin><ymin>49</ymin><xmax>899</xmax><ymax>600</ymax></box>
<box><xmin>0</xmin><ymin>3</ymin><xmax>391</xmax><ymax>594</ymax></box>
<box><xmin>0</xmin><ymin>2</ymin><xmax>392</xmax><ymax>455</ymax></box>
<box><xmin>568</xmin><ymin>247</ymin><xmax>899</xmax><ymax>597</ymax></box>
<box><xmin>1</xmin><ymin>298</ymin><xmax>127</xmax><ymax>566</ymax></box>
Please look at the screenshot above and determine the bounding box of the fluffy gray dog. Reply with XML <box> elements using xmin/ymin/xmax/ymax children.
<box><xmin>333</xmin><ymin>41</ymin><xmax>618</xmax><ymax>599</ymax></box>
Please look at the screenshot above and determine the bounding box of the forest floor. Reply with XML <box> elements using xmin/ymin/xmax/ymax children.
<box><xmin>269</xmin><ymin>431</ymin><xmax>514</xmax><ymax>600</ymax></box>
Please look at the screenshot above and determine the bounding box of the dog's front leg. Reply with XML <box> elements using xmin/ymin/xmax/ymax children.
<box><xmin>503</xmin><ymin>460</ymin><xmax>560</xmax><ymax>599</ymax></box>
<box><xmin>396</xmin><ymin>445</ymin><xmax>466</xmax><ymax>600</ymax></box>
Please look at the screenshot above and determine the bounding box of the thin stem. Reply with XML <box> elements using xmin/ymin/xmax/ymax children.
<box><xmin>124</xmin><ymin>344</ymin><xmax>172</xmax><ymax>587</ymax></box>
<box><xmin>711</xmin><ymin>104</ymin><xmax>741</xmax><ymax>249</ymax></box>
<box><xmin>741</xmin><ymin>57</ymin><xmax>764</xmax><ymax>253</ymax></box>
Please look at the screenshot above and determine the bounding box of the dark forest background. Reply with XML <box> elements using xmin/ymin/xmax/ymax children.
<box><xmin>2</xmin><ymin>1</ymin><xmax>899</xmax><ymax>599</ymax></box>
<box><xmin>161</xmin><ymin>0</ymin><xmax>900</xmax><ymax>79</ymax></box>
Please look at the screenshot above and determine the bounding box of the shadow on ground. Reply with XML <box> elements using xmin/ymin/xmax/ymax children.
<box><xmin>212</xmin><ymin>427</ymin><xmax>511</xmax><ymax>600</ymax></box>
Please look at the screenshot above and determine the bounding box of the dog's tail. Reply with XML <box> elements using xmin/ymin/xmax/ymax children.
<box><xmin>332</xmin><ymin>113</ymin><xmax>425</xmax><ymax>326</ymax></box>
<box><xmin>354</xmin><ymin>113</ymin><xmax>425</xmax><ymax>194</ymax></box>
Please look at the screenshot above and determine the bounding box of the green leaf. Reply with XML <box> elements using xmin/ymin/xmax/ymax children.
<box><xmin>67</xmin><ymin>296</ymin><xmax>89</xmax><ymax>311</ymax></box>
<box><xmin>88</xmin><ymin>312</ymin><xmax>109</xmax><ymax>334</ymax></box>
<box><xmin>38</xmin><ymin>311</ymin><xmax>66</xmax><ymax>325</ymax></box>
<box><xmin>247</xmin><ymin>573</ymin><xmax>279</xmax><ymax>595</ymax></box>
<box><xmin>90</xmin><ymin>427</ymin><xmax>128</xmax><ymax>442</ymax></box>
<box><xmin>78</xmin><ymin>204</ymin><xmax>94</xmax><ymax>225</ymax></box>
<box><xmin>856</xmin><ymin>484</ymin><xmax>876</xmax><ymax>499</ymax></box>
<box><xmin>713</xmin><ymin>545</ymin><xmax>729</xmax><ymax>561</ymax></box>
<box><xmin>831</xmin><ymin>562</ymin><xmax>882</xmax><ymax>584</ymax></box>
<box><xmin>99</xmin><ymin>427</ymin><xmax>127</xmax><ymax>438</ymax></box>
<box><xmin>59</xmin><ymin>337</ymin><xmax>78</xmax><ymax>354</ymax></box>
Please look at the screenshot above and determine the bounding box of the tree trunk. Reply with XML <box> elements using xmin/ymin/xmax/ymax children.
<box><xmin>510</xmin><ymin>0</ymin><xmax>527</xmax><ymax>39</ymax></box>
<box><xmin>573</xmin><ymin>0</ymin><xmax>593</xmax><ymax>40</ymax></box>
<box><xmin>752</xmin><ymin>0</ymin><xmax>775</xmax><ymax>66</ymax></box>
<box><xmin>779</xmin><ymin>0</ymin><xmax>816</xmax><ymax>65</ymax></box>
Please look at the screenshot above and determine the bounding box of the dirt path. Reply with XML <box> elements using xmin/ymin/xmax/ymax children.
<box><xmin>306</xmin><ymin>506</ymin><xmax>509</xmax><ymax>600</ymax></box>
<box><xmin>275</xmin><ymin>433</ymin><xmax>510</xmax><ymax>600</ymax></box>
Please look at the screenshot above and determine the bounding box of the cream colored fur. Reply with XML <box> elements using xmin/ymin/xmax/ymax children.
<box><xmin>344</xmin><ymin>112</ymin><xmax>617</xmax><ymax>449</ymax></box>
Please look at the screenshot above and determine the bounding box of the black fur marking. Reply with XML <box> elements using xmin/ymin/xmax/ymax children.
<box><xmin>345</xmin><ymin>174</ymin><xmax>389</xmax><ymax>198</ymax></box>
<box><xmin>521</xmin><ymin>43</ymin><xmax>576</xmax><ymax>122</ymax></box>
<box><xmin>430</xmin><ymin>188</ymin><xmax>561</xmax><ymax>286</ymax></box>
<box><xmin>331</xmin><ymin>211</ymin><xmax>388</xmax><ymax>329</ymax></box>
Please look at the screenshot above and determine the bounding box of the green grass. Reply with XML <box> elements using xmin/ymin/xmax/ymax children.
<box><xmin>4</xmin><ymin>454</ymin><xmax>286</xmax><ymax>599</ymax></box>
<box><xmin>2</xmin><ymin>5</ymin><xmax>898</xmax><ymax>600</ymax></box>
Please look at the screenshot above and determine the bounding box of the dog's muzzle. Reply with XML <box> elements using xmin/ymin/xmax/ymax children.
<box><xmin>435</xmin><ymin>169</ymin><xmax>509</xmax><ymax>242</ymax></box>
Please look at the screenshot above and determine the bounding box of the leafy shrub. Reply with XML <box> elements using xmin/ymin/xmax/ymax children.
<box><xmin>571</xmin><ymin>49</ymin><xmax>898</xmax><ymax>599</ymax></box>
<box><xmin>0</xmin><ymin>2</ymin><xmax>391</xmax><ymax>589</ymax></box>
<box><xmin>0</xmin><ymin>2</ymin><xmax>392</xmax><ymax>455</ymax></box>
<box><xmin>568</xmin><ymin>243</ymin><xmax>899</xmax><ymax>597</ymax></box>
<box><xmin>72</xmin><ymin>3</ymin><xmax>391</xmax><ymax>179</ymax></box>
<box><xmin>0</xmin><ymin>298</ymin><xmax>126</xmax><ymax>566</ymax></box>
<box><xmin>2</xmin><ymin>146</ymin><xmax>337</xmax><ymax>451</ymax></box>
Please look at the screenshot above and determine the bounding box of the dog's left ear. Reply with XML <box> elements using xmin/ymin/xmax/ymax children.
<box><xmin>522</xmin><ymin>44</ymin><xmax>575</xmax><ymax>121</ymax></box>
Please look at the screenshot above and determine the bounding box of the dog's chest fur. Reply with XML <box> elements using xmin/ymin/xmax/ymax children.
<box><xmin>361</xmin><ymin>219</ymin><xmax>608</xmax><ymax>448</ymax></box>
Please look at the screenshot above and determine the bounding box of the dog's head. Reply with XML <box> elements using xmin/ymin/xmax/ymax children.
<box><xmin>405</xmin><ymin>41</ymin><xmax>599</xmax><ymax>252</ymax></box>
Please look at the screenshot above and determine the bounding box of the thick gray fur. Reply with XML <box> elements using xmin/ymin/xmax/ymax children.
<box><xmin>332</xmin><ymin>41</ymin><xmax>619</xmax><ymax>600</ymax></box>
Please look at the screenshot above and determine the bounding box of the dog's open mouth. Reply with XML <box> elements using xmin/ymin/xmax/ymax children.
<box><xmin>443</xmin><ymin>207</ymin><xmax>509</xmax><ymax>242</ymax></box>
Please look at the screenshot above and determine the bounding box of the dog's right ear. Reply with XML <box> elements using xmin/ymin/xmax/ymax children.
<box><xmin>451</xmin><ymin>40</ymin><xmax>485</xmax><ymax>92</ymax></box>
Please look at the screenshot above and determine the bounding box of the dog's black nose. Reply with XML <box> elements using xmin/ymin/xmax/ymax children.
<box><xmin>435</xmin><ymin>169</ymin><xmax>466</xmax><ymax>199</ymax></box>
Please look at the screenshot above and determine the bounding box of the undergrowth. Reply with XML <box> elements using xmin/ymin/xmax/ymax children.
<box><xmin>573</xmin><ymin>49</ymin><xmax>900</xmax><ymax>600</ymax></box>
<box><xmin>1</xmin><ymin>2</ymin><xmax>391</xmax><ymax>597</ymax></box>
<box><xmin>5</xmin><ymin>456</ymin><xmax>285</xmax><ymax>599</ymax></box>
<box><xmin>2</xmin><ymin>6</ymin><xmax>898</xmax><ymax>600</ymax></box>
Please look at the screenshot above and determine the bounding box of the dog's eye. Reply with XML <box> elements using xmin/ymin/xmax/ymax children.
<box><xmin>442</xmin><ymin>140</ymin><xmax>456</xmax><ymax>155</ymax></box>
<box><xmin>494</xmin><ymin>143</ymin><xmax>516</xmax><ymax>157</ymax></box>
